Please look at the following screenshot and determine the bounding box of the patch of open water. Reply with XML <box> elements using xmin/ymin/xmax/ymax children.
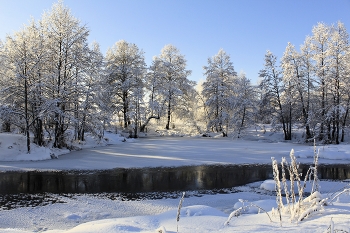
<box><xmin>0</xmin><ymin>164</ymin><xmax>350</xmax><ymax>210</ymax></box>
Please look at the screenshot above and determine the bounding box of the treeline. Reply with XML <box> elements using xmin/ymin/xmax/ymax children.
<box><xmin>195</xmin><ymin>21</ymin><xmax>350</xmax><ymax>145</ymax></box>
<box><xmin>0</xmin><ymin>2</ymin><xmax>196</xmax><ymax>153</ymax></box>
<box><xmin>259</xmin><ymin>22</ymin><xmax>350</xmax><ymax>144</ymax></box>
<box><xmin>0</xmin><ymin>2</ymin><xmax>349</xmax><ymax>154</ymax></box>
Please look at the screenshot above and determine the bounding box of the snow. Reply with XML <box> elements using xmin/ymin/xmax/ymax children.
<box><xmin>296</xmin><ymin>145</ymin><xmax>350</xmax><ymax>160</ymax></box>
<box><xmin>1</xmin><ymin>129</ymin><xmax>350</xmax><ymax>232</ymax></box>
<box><xmin>1</xmin><ymin>181</ymin><xmax>350</xmax><ymax>232</ymax></box>
<box><xmin>260</xmin><ymin>180</ymin><xmax>276</xmax><ymax>192</ymax></box>
<box><xmin>1</xmin><ymin>135</ymin><xmax>350</xmax><ymax>171</ymax></box>
<box><xmin>0</xmin><ymin>132</ymin><xmax>130</xmax><ymax>165</ymax></box>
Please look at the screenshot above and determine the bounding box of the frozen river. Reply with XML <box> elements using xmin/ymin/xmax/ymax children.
<box><xmin>0</xmin><ymin>137</ymin><xmax>321</xmax><ymax>171</ymax></box>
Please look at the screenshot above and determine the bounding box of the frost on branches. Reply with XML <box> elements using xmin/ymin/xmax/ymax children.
<box><xmin>271</xmin><ymin>144</ymin><xmax>327</xmax><ymax>224</ymax></box>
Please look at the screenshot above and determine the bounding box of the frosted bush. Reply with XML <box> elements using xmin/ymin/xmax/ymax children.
<box><xmin>271</xmin><ymin>141</ymin><xmax>327</xmax><ymax>223</ymax></box>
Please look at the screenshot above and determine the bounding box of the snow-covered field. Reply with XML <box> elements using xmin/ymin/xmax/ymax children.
<box><xmin>0</xmin><ymin>129</ymin><xmax>350</xmax><ymax>232</ymax></box>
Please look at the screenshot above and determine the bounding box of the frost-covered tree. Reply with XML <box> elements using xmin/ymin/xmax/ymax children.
<box><xmin>202</xmin><ymin>49</ymin><xmax>237</xmax><ymax>136</ymax></box>
<box><xmin>233</xmin><ymin>72</ymin><xmax>257</xmax><ymax>138</ymax></box>
<box><xmin>282</xmin><ymin>42</ymin><xmax>312</xmax><ymax>139</ymax></box>
<box><xmin>300</xmin><ymin>36</ymin><xmax>316</xmax><ymax>139</ymax></box>
<box><xmin>340</xmin><ymin>51</ymin><xmax>350</xmax><ymax>142</ymax></box>
<box><xmin>0</xmin><ymin>20</ymin><xmax>47</xmax><ymax>153</ymax></box>
<box><xmin>151</xmin><ymin>44</ymin><xmax>193</xmax><ymax>130</ymax></box>
<box><xmin>41</xmin><ymin>1</ymin><xmax>90</xmax><ymax>148</ymax></box>
<box><xmin>259</xmin><ymin>21</ymin><xmax>350</xmax><ymax>144</ymax></box>
<box><xmin>105</xmin><ymin>40</ymin><xmax>146</xmax><ymax>136</ymax></box>
<box><xmin>73</xmin><ymin>42</ymin><xmax>105</xmax><ymax>141</ymax></box>
<box><xmin>191</xmin><ymin>81</ymin><xmax>210</xmax><ymax>134</ymax></box>
<box><xmin>0</xmin><ymin>1</ymin><xmax>149</xmax><ymax>147</ymax></box>
<box><xmin>140</xmin><ymin>58</ymin><xmax>163</xmax><ymax>132</ymax></box>
<box><xmin>259</xmin><ymin>51</ymin><xmax>291</xmax><ymax>140</ymax></box>
<box><xmin>0</xmin><ymin>40</ymin><xmax>12</xmax><ymax>133</ymax></box>
<box><xmin>310</xmin><ymin>22</ymin><xmax>331</xmax><ymax>141</ymax></box>
<box><xmin>327</xmin><ymin>22</ymin><xmax>350</xmax><ymax>144</ymax></box>
<box><xmin>307</xmin><ymin>22</ymin><xmax>350</xmax><ymax>144</ymax></box>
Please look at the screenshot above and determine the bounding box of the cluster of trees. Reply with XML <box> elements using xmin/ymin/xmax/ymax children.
<box><xmin>203</xmin><ymin>22</ymin><xmax>350</xmax><ymax>145</ymax></box>
<box><xmin>259</xmin><ymin>22</ymin><xmax>350</xmax><ymax>144</ymax></box>
<box><xmin>200</xmin><ymin>49</ymin><xmax>256</xmax><ymax>138</ymax></box>
<box><xmin>0</xmin><ymin>2</ymin><xmax>103</xmax><ymax>153</ymax></box>
<box><xmin>0</xmin><ymin>2</ymin><xmax>349</xmax><ymax>154</ymax></box>
<box><xmin>0</xmin><ymin>2</ymin><xmax>196</xmax><ymax>153</ymax></box>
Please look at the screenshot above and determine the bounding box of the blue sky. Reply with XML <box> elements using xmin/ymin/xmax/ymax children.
<box><xmin>1</xmin><ymin>0</ymin><xmax>350</xmax><ymax>84</ymax></box>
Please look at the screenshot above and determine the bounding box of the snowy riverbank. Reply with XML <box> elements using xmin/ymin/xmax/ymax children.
<box><xmin>0</xmin><ymin>180</ymin><xmax>349</xmax><ymax>233</ymax></box>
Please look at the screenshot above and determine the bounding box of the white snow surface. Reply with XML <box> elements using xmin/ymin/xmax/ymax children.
<box><xmin>1</xmin><ymin>181</ymin><xmax>350</xmax><ymax>233</ymax></box>
<box><xmin>1</xmin><ymin>133</ymin><xmax>350</xmax><ymax>171</ymax></box>
<box><xmin>1</xmin><ymin>130</ymin><xmax>350</xmax><ymax>232</ymax></box>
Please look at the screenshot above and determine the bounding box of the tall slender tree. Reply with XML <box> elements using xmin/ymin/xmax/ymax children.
<box><xmin>327</xmin><ymin>22</ymin><xmax>350</xmax><ymax>144</ymax></box>
<box><xmin>233</xmin><ymin>72</ymin><xmax>257</xmax><ymax>138</ymax></box>
<box><xmin>259</xmin><ymin>51</ymin><xmax>291</xmax><ymax>140</ymax></box>
<box><xmin>0</xmin><ymin>20</ymin><xmax>48</xmax><ymax>153</ymax></box>
<box><xmin>310</xmin><ymin>22</ymin><xmax>331</xmax><ymax>141</ymax></box>
<box><xmin>282</xmin><ymin>42</ymin><xmax>312</xmax><ymax>139</ymax></box>
<box><xmin>105</xmin><ymin>40</ymin><xmax>146</xmax><ymax>136</ymax></box>
<box><xmin>151</xmin><ymin>45</ymin><xmax>193</xmax><ymax>130</ymax></box>
<box><xmin>300</xmin><ymin>36</ymin><xmax>316</xmax><ymax>139</ymax></box>
<box><xmin>41</xmin><ymin>1</ymin><xmax>90</xmax><ymax>148</ymax></box>
<box><xmin>202</xmin><ymin>49</ymin><xmax>237</xmax><ymax>136</ymax></box>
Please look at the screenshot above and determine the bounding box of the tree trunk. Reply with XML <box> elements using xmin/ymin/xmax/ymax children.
<box><xmin>166</xmin><ymin>95</ymin><xmax>171</xmax><ymax>130</ymax></box>
<box><xmin>341</xmin><ymin>108</ymin><xmax>348</xmax><ymax>142</ymax></box>
<box><xmin>288</xmin><ymin>102</ymin><xmax>292</xmax><ymax>140</ymax></box>
<box><xmin>238</xmin><ymin>106</ymin><xmax>246</xmax><ymax>138</ymax></box>
<box><xmin>34</xmin><ymin>119</ymin><xmax>44</xmax><ymax>146</ymax></box>
<box><xmin>123</xmin><ymin>91</ymin><xmax>128</xmax><ymax>128</ymax></box>
<box><xmin>2</xmin><ymin>121</ymin><xmax>11</xmax><ymax>132</ymax></box>
<box><xmin>140</xmin><ymin>115</ymin><xmax>160</xmax><ymax>132</ymax></box>
<box><xmin>24</xmin><ymin>76</ymin><xmax>30</xmax><ymax>153</ymax></box>
<box><xmin>335</xmin><ymin>78</ymin><xmax>340</xmax><ymax>144</ymax></box>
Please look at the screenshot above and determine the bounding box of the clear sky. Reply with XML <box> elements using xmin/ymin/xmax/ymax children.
<box><xmin>1</xmin><ymin>0</ymin><xmax>350</xmax><ymax>84</ymax></box>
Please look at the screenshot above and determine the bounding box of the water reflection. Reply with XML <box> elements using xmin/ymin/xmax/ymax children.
<box><xmin>0</xmin><ymin>164</ymin><xmax>349</xmax><ymax>194</ymax></box>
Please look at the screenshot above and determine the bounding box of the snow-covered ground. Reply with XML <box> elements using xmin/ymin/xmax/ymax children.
<box><xmin>1</xmin><ymin>128</ymin><xmax>350</xmax><ymax>232</ymax></box>
<box><xmin>0</xmin><ymin>132</ymin><xmax>130</xmax><ymax>163</ymax></box>
<box><xmin>1</xmin><ymin>136</ymin><xmax>350</xmax><ymax>171</ymax></box>
<box><xmin>1</xmin><ymin>180</ymin><xmax>350</xmax><ymax>233</ymax></box>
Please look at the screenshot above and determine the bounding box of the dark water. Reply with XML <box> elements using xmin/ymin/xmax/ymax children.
<box><xmin>0</xmin><ymin>164</ymin><xmax>272</xmax><ymax>194</ymax></box>
<box><xmin>0</xmin><ymin>164</ymin><xmax>349</xmax><ymax>195</ymax></box>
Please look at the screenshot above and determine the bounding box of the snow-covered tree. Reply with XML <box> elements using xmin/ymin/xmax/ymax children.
<box><xmin>259</xmin><ymin>51</ymin><xmax>291</xmax><ymax>140</ymax></box>
<box><xmin>105</xmin><ymin>40</ymin><xmax>146</xmax><ymax>136</ymax></box>
<box><xmin>282</xmin><ymin>42</ymin><xmax>312</xmax><ymax>139</ymax></box>
<box><xmin>74</xmin><ymin>42</ymin><xmax>105</xmax><ymax>141</ymax></box>
<box><xmin>232</xmin><ymin>72</ymin><xmax>257</xmax><ymax>138</ymax></box>
<box><xmin>140</xmin><ymin>58</ymin><xmax>163</xmax><ymax>132</ymax></box>
<box><xmin>340</xmin><ymin>42</ymin><xmax>350</xmax><ymax>142</ymax></box>
<box><xmin>310</xmin><ymin>22</ymin><xmax>331</xmax><ymax>141</ymax></box>
<box><xmin>0</xmin><ymin>20</ymin><xmax>47</xmax><ymax>153</ymax></box>
<box><xmin>300</xmin><ymin>36</ymin><xmax>316</xmax><ymax>139</ymax></box>
<box><xmin>0</xmin><ymin>40</ymin><xmax>12</xmax><ymax>132</ymax></box>
<box><xmin>41</xmin><ymin>1</ymin><xmax>90</xmax><ymax>148</ymax></box>
<box><xmin>327</xmin><ymin>22</ymin><xmax>350</xmax><ymax>144</ymax></box>
<box><xmin>306</xmin><ymin>22</ymin><xmax>350</xmax><ymax>144</ymax></box>
<box><xmin>150</xmin><ymin>44</ymin><xmax>194</xmax><ymax>130</ymax></box>
<box><xmin>202</xmin><ymin>49</ymin><xmax>237</xmax><ymax>136</ymax></box>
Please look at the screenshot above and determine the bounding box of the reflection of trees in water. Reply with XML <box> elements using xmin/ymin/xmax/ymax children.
<box><xmin>0</xmin><ymin>164</ymin><xmax>349</xmax><ymax>195</ymax></box>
